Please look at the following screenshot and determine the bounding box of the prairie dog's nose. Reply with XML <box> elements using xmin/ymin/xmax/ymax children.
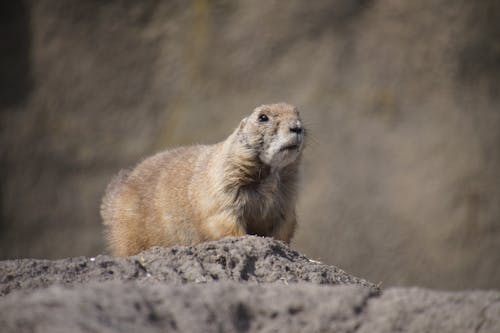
<box><xmin>289</xmin><ymin>120</ymin><xmax>303</xmax><ymax>134</ymax></box>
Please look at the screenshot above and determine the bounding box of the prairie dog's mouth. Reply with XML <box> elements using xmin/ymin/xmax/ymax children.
<box><xmin>279</xmin><ymin>143</ymin><xmax>300</xmax><ymax>152</ymax></box>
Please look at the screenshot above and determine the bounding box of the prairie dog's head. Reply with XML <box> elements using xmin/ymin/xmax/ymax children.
<box><xmin>237</xmin><ymin>103</ymin><xmax>305</xmax><ymax>169</ymax></box>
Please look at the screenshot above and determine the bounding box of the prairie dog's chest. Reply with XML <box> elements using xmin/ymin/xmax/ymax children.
<box><xmin>239</xmin><ymin>184</ymin><xmax>287</xmax><ymax>236</ymax></box>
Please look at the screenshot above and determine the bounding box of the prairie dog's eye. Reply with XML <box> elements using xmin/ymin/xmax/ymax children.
<box><xmin>258</xmin><ymin>114</ymin><xmax>269</xmax><ymax>122</ymax></box>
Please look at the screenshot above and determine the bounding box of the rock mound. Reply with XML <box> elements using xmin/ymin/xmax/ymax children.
<box><xmin>0</xmin><ymin>236</ymin><xmax>376</xmax><ymax>296</ymax></box>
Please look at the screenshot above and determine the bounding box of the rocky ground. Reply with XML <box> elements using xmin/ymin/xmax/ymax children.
<box><xmin>0</xmin><ymin>236</ymin><xmax>499</xmax><ymax>332</ymax></box>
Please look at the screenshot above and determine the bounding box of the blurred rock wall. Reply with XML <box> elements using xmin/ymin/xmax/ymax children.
<box><xmin>1</xmin><ymin>0</ymin><xmax>499</xmax><ymax>289</ymax></box>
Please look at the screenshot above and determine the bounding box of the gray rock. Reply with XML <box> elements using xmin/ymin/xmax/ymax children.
<box><xmin>359</xmin><ymin>288</ymin><xmax>500</xmax><ymax>333</ymax></box>
<box><xmin>1</xmin><ymin>282</ymin><xmax>498</xmax><ymax>333</ymax></box>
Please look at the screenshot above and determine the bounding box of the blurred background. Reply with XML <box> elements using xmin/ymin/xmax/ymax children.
<box><xmin>1</xmin><ymin>1</ymin><xmax>499</xmax><ymax>290</ymax></box>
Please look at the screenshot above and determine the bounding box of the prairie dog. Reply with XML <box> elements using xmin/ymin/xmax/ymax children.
<box><xmin>101</xmin><ymin>103</ymin><xmax>305</xmax><ymax>256</ymax></box>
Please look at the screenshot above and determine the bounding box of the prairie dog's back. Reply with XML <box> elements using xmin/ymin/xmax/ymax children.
<box><xmin>101</xmin><ymin>145</ymin><xmax>214</xmax><ymax>256</ymax></box>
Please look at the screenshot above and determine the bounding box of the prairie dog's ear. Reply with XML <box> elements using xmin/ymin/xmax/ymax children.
<box><xmin>238</xmin><ymin>117</ymin><xmax>248</xmax><ymax>130</ymax></box>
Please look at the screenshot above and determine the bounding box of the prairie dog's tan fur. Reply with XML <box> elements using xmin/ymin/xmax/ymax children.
<box><xmin>101</xmin><ymin>103</ymin><xmax>305</xmax><ymax>256</ymax></box>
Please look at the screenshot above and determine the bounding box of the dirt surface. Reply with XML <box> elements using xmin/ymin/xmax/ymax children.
<box><xmin>0</xmin><ymin>236</ymin><xmax>376</xmax><ymax>296</ymax></box>
<box><xmin>1</xmin><ymin>237</ymin><xmax>499</xmax><ymax>332</ymax></box>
